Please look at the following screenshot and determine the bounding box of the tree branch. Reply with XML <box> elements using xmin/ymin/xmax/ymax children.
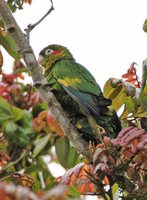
<box><xmin>0</xmin><ymin>0</ymin><xmax>92</xmax><ymax>161</ymax></box>
<box><xmin>25</xmin><ymin>0</ymin><xmax>54</xmax><ymax>41</ymax></box>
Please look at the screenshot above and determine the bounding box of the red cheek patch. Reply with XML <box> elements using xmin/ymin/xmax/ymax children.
<box><xmin>52</xmin><ymin>50</ymin><xmax>61</xmax><ymax>55</ymax></box>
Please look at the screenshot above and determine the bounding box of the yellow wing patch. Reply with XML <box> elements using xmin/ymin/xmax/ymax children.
<box><xmin>76</xmin><ymin>121</ymin><xmax>83</xmax><ymax>129</ymax></box>
<box><xmin>58</xmin><ymin>77</ymin><xmax>81</xmax><ymax>87</ymax></box>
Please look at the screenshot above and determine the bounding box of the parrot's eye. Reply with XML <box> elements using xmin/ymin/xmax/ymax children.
<box><xmin>45</xmin><ymin>49</ymin><xmax>54</xmax><ymax>55</ymax></box>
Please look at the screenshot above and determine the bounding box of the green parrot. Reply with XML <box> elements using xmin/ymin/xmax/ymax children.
<box><xmin>38</xmin><ymin>44</ymin><xmax>121</xmax><ymax>143</ymax></box>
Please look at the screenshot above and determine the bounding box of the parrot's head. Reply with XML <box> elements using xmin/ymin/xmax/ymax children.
<box><xmin>38</xmin><ymin>44</ymin><xmax>75</xmax><ymax>69</ymax></box>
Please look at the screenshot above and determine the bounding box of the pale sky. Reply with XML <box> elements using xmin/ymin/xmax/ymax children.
<box><xmin>2</xmin><ymin>1</ymin><xmax>147</xmax><ymax>199</ymax></box>
<box><xmin>2</xmin><ymin>0</ymin><xmax>147</xmax><ymax>89</ymax></box>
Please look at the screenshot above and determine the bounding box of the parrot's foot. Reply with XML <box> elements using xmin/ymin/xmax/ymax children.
<box><xmin>94</xmin><ymin>125</ymin><xmax>105</xmax><ymax>143</ymax></box>
<box><xmin>34</xmin><ymin>81</ymin><xmax>42</xmax><ymax>88</ymax></box>
<box><xmin>95</xmin><ymin>125</ymin><xmax>105</xmax><ymax>135</ymax></box>
<box><xmin>42</xmin><ymin>83</ymin><xmax>53</xmax><ymax>91</ymax></box>
<box><xmin>34</xmin><ymin>82</ymin><xmax>53</xmax><ymax>91</ymax></box>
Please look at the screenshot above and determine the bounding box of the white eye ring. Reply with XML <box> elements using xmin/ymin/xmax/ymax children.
<box><xmin>45</xmin><ymin>49</ymin><xmax>54</xmax><ymax>55</ymax></box>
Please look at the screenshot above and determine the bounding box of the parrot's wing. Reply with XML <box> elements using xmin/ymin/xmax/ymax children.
<box><xmin>52</xmin><ymin>60</ymin><xmax>111</xmax><ymax>115</ymax></box>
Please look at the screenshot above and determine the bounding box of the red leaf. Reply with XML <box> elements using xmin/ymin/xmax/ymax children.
<box><xmin>103</xmin><ymin>176</ymin><xmax>109</xmax><ymax>185</ymax></box>
<box><xmin>122</xmin><ymin>63</ymin><xmax>141</xmax><ymax>88</ymax></box>
<box><xmin>33</xmin><ymin>118</ymin><xmax>46</xmax><ymax>132</ymax></box>
<box><xmin>26</xmin><ymin>92</ymin><xmax>43</xmax><ymax>108</ymax></box>
<box><xmin>33</xmin><ymin>111</ymin><xmax>65</xmax><ymax>136</ymax></box>
<box><xmin>58</xmin><ymin>163</ymin><xmax>96</xmax><ymax>194</ymax></box>
<box><xmin>2</xmin><ymin>72</ymin><xmax>15</xmax><ymax>84</ymax></box>
<box><xmin>16</xmin><ymin>73</ymin><xmax>25</xmax><ymax>80</ymax></box>
<box><xmin>112</xmin><ymin>126</ymin><xmax>146</xmax><ymax>147</ymax></box>
<box><xmin>128</xmin><ymin>62</ymin><xmax>138</xmax><ymax>74</ymax></box>
<box><xmin>46</xmin><ymin>111</ymin><xmax>65</xmax><ymax>136</ymax></box>
<box><xmin>24</xmin><ymin>0</ymin><xmax>32</xmax><ymax>5</ymax></box>
<box><xmin>122</xmin><ymin>73</ymin><xmax>134</xmax><ymax>78</ymax></box>
<box><xmin>0</xmin><ymin>150</ymin><xmax>11</xmax><ymax>167</ymax></box>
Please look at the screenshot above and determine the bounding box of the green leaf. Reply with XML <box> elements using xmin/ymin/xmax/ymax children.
<box><xmin>111</xmin><ymin>86</ymin><xmax>125</xmax><ymax>111</ymax></box>
<box><xmin>139</xmin><ymin>85</ymin><xmax>147</xmax><ymax>111</ymax></box>
<box><xmin>32</xmin><ymin>103</ymin><xmax>48</xmax><ymax>117</ymax></box>
<box><xmin>0</xmin><ymin>111</ymin><xmax>12</xmax><ymax>124</ymax></box>
<box><xmin>0</xmin><ymin>98</ymin><xmax>24</xmax><ymax>122</ymax></box>
<box><xmin>120</xmin><ymin>105</ymin><xmax>129</xmax><ymax>119</ymax></box>
<box><xmin>33</xmin><ymin>135</ymin><xmax>50</xmax><ymax>158</ymax></box>
<box><xmin>55</xmin><ymin>137</ymin><xmax>79</xmax><ymax>169</ymax></box>
<box><xmin>11</xmin><ymin>106</ymin><xmax>23</xmax><ymax>122</ymax></box>
<box><xmin>0</xmin><ymin>97</ymin><xmax>35</xmax><ymax>147</ymax></box>
<box><xmin>103</xmin><ymin>79</ymin><xmax>125</xmax><ymax>111</ymax></box>
<box><xmin>67</xmin><ymin>147</ymin><xmax>80</xmax><ymax>168</ymax></box>
<box><xmin>55</xmin><ymin>136</ymin><xmax>70</xmax><ymax>168</ymax></box>
<box><xmin>112</xmin><ymin>183</ymin><xmax>119</xmax><ymax>197</ymax></box>
<box><xmin>14</xmin><ymin>67</ymin><xmax>29</xmax><ymax>74</ymax></box>
<box><xmin>143</xmin><ymin>19</ymin><xmax>147</xmax><ymax>32</ymax></box>
<box><xmin>2</xmin><ymin>120</ymin><xmax>17</xmax><ymax>134</ymax></box>
<box><xmin>2</xmin><ymin>120</ymin><xmax>19</xmax><ymax>146</ymax></box>
<box><xmin>123</xmin><ymin>96</ymin><xmax>135</xmax><ymax>113</ymax></box>
<box><xmin>67</xmin><ymin>186</ymin><xmax>81</xmax><ymax>198</ymax></box>
<box><xmin>7</xmin><ymin>0</ymin><xmax>24</xmax><ymax>13</ymax></box>
<box><xmin>25</xmin><ymin>163</ymin><xmax>55</xmax><ymax>191</ymax></box>
<box><xmin>0</xmin><ymin>31</ymin><xmax>19</xmax><ymax>60</ymax></box>
<box><xmin>0</xmin><ymin>97</ymin><xmax>12</xmax><ymax>124</ymax></box>
<box><xmin>25</xmin><ymin>164</ymin><xmax>44</xmax><ymax>191</ymax></box>
<box><xmin>0</xmin><ymin>97</ymin><xmax>11</xmax><ymax>112</ymax></box>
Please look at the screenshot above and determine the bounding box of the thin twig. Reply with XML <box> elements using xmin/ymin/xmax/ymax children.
<box><xmin>25</xmin><ymin>0</ymin><xmax>54</xmax><ymax>41</ymax></box>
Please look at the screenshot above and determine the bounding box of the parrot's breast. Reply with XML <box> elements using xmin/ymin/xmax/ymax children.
<box><xmin>46</xmin><ymin>69</ymin><xmax>81</xmax><ymax>116</ymax></box>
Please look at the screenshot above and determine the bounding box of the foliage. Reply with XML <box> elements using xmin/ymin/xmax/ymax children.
<box><xmin>103</xmin><ymin>62</ymin><xmax>147</xmax><ymax>130</ymax></box>
<box><xmin>59</xmin><ymin>127</ymin><xmax>147</xmax><ymax>199</ymax></box>
<box><xmin>0</xmin><ymin>1</ymin><xmax>147</xmax><ymax>200</ymax></box>
<box><xmin>56</xmin><ymin>162</ymin><xmax>97</xmax><ymax>194</ymax></box>
<box><xmin>0</xmin><ymin>54</ymin><xmax>81</xmax><ymax>198</ymax></box>
<box><xmin>93</xmin><ymin>127</ymin><xmax>147</xmax><ymax>199</ymax></box>
<box><xmin>0</xmin><ymin>26</ymin><xmax>19</xmax><ymax>60</ymax></box>
<box><xmin>7</xmin><ymin>0</ymin><xmax>32</xmax><ymax>13</ymax></box>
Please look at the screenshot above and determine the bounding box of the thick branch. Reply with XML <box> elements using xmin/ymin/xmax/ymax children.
<box><xmin>0</xmin><ymin>0</ymin><xmax>92</xmax><ymax>161</ymax></box>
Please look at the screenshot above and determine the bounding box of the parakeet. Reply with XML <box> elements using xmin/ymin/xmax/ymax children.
<box><xmin>38</xmin><ymin>44</ymin><xmax>121</xmax><ymax>143</ymax></box>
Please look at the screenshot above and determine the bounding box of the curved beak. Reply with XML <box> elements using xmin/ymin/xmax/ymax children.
<box><xmin>37</xmin><ymin>55</ymin><xmax>44</xmax><ymax>65</ymax></box>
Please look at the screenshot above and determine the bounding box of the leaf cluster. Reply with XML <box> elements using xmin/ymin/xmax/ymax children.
<box><xmin>0</xmin><ymin>50</ymin><xmax>80</xmax><ymax>198</ymax></box>
<box><xmin>7</xmin><ymin>0</ymin><xmax>32</xmax><ymax>13</ymax></box>
<box><xmin>103</xmin><ymin>63</ymin><xmax>147</xmax><ymax>130</ymax></box>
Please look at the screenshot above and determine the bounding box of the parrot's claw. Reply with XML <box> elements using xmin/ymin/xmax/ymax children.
<box><xmin>34</xmin><ymin>82</ymin><xmax>53</xmax><ymax>91</ymax></box>
<box><xmin>44</xmin><ymin>82</ymin><xmax>51</xmax><ymax>87</ymax></box>
<box><xmin>43</xmin><ymin>83</ymin><xmax>53</xmax><ymax>91</ymax></box>
<box><xmin>96</xmin><ymin>125</ymin><xmax>105</xmax><ymax>135</ymax></box>
<box><xmin>34</xmin><ymin>81</ymin><xmax>42</xmax><ymax>88</ymax></box>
